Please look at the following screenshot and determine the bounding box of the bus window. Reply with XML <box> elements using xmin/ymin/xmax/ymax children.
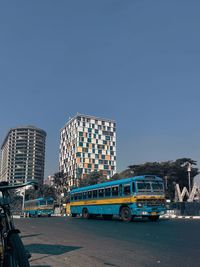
<box><xmin>47</xmin><ymin>199</ymin><xmax>54</xmax><ymax>205</ymax></box>
<box><xmin>105</xmin><ymin>187</ymin><xmax>111</xmax><ymax>197</ymax></box>
<box><xmin>40</xmin><ymin>200</ymin><xmax>46</xmax><ymax>205</ymax></box>
<box><xmin>124</xmin><ymin>184</ymin><xmax>131</xmax><ymax>196</ymax></box>
<box><xmin>99</xmin><ymin>188</ymin><xmax>104</xmax><ymax>198</ymax></box>
<box><xmin>132</xmin><ymin>182</ymin><xmax>136</xmax><ymax>193</ymax></box>
<box><xmin>74</xmin><ymin>194</ymin><xmax>78</xmax><ymax>201</ymax></box>
<box><xmin>71</xmin><ymin>194</ymin><xmax>74</xmax><ymax>201</ymax></box>
<box><xmin>88</xmin><ymin>191</ymin><xmax>92</xmax><ymax>199</ymax></box>
<box><xmin>78</xmin><ymin>193</ymin><xmax>82</xmax><ymax>200</ymax></box>
<box><xmin>93</xmin><ymin>190</ymin><xmax>97</xmax><ymax>198</ymax></box>
<box><xmin>112</xmin><ymin>186</ymin><xmax>118</xmax><ymax>196</ymax></box>
<box><xmin>83</xmin><ymin>192</ymin><xmax>87</xmax><ymax>199</ymax></box>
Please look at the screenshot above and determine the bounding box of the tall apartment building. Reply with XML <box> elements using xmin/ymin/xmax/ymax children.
<box><xmin>0</xmin><ymin>126</ymin><xmax>46</xmax><ymax>184</ymax></box>
<box><xmin>59</xmin><ymin>114</ymin><xmax>116</xmax><ymax>187</ymax></box>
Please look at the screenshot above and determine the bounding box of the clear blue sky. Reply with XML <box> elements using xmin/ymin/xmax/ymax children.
<box><xmin>1</xmin><ymin>1</ymin><xmax>200</xmax><ymax>180</ymax></box>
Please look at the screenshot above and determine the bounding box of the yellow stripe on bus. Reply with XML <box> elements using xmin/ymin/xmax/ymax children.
<box><xmin>70</xmin><ymin>195</ymin><xmax>165</xmax><ymax>207</ymax></box>
<box><xmin>24</xmin><ymin>206</ymin><xmax>53</xmax><ymax>211</ymax></box>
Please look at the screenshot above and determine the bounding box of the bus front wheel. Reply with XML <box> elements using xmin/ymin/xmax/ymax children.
<box><xmin>120</xmin><ymin>207</ymin><xmax>132</xmax><ymax>222</ymax></box>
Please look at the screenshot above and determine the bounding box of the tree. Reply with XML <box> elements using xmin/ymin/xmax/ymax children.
<box><xmin>111</xmin><ymin>158</ymin><xmax>199</xmax><ymax>200</ymax></box>
<box><xmin>25</xmin><ymin>184</ymin><xmax>56</xmax><ymax>200</ymax></box>
<box><xmin>79</xmin><ymin>171</ymin><xmax>108</xmax><ymax>187</ymax></box>
<box><xmin>53</xmin><ymin>171</ymin><xmax>70</xmax><ymax>208</ymax></box>
<box><xmin>38</xmin><ymin>184</ymin><xmax>56</xmax><ymax>199</ymax></box>
<box><xmin>25</xmin><ymin>187</ymin><xmax>38</xmax><ymax>200</ymax></box>
<box><xmin>10</xmin><ymin>190</ymin><xmax>23</xmax><ymax>215</ymax></box>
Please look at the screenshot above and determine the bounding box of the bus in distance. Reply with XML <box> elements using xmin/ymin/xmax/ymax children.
<box><xmin>70</xmin><ymin>175</ymin><xmax>166</xmax><ymax>222</ymax></box>
<box><xmin>24</xmin><ymin>197</ymin><xmax>54</xmax><ymax>217</ymax></box>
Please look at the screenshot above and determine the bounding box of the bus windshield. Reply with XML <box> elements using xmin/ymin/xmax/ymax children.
<box><xmin>47</xmin><ymin>199</ymin><xmax>54</xmax><ymax>205</ymax></box>
<box><xmin>151</xmin><ymin>182</ymin><xmax>164</xmax><ymax>192</ymax></box>
<box><xmin>39</xmin><ymin>200</ymin><xmax>46</xmax><ymax>206</ymax></box>
<box><xmin>137</xmin><ymin>181</ymin><xmax>151</xmax><ymax>192</ymax></box>
<box><xmin>136</xmin><ymin>181</ymin><xmax>164</xmax><ymax>193</ymax></box>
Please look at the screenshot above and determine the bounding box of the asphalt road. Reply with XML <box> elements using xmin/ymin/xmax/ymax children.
<box><xmin>14</xmin><ymin>217</ymin><xmax>200</xmax><ymax>267</ymax></box>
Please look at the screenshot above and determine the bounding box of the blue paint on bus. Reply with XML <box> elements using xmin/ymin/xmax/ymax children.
<box><xmin>70</xmin><ymin>175</ymin><xmax>166</xmax><ymax>221</ymax></box>
<box><xmin>24</xmin><ymin>197</ymin><xmax>54</xmax><ymax>217</ymax></box>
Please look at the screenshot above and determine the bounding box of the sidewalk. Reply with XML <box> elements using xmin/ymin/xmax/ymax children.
<box><xmin>161</xmin><ymin>214</ymin><xmax>200</xmax><ymax>219</ymax></box>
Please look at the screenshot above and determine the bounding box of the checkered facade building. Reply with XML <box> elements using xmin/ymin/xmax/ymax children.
<box><xmin>59</xmin><ymin>114</ymin><xmax>116</xmax><ymax>187</ymax></box>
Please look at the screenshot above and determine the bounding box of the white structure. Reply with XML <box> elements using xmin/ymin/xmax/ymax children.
<box><xmin>175</xmin><ymin>183</ymin><xmax>200</xmax><ymax>202</ymax></box>
<box><xmin>59</xmin><ymin>114</ymin><xmax>116</xmax><ymax>187</ymax></box>
<box><xmin>0</xmin><ymin>126</ymin><xmax>46</xmax><ymax>184</ymax></box>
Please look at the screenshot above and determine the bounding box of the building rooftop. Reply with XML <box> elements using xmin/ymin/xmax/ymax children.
<box><xmin>1</xmin><ymin>125</ymin><xmax>46</xmax><ymax>149</ymax></box>
<box><xmin>61</xmin><ymin>113</ymin><xmax>116</xmax><ymax>131</ymax></box>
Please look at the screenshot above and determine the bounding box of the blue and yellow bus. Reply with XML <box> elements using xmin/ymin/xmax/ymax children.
<box><xmin>70</xmin><ymin>175</ymin><xmax>166</xmax><ymax>222</ymax></box>
<box><xmin>24</xmin><ymin>197</ymin><xmax>54</xmax><ymax>217</ymax></box>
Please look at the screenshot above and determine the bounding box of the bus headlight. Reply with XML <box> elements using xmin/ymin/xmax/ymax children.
<box><xmin>137</xmin><ymin>203</ymin><xmax>143</xmax><ymax>208</ymax></box>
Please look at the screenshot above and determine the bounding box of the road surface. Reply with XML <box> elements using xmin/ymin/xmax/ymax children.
<box><xmin>15</xmin><ymin>216</ymin><xmax>200</xmax><ymax>267</ymax></box>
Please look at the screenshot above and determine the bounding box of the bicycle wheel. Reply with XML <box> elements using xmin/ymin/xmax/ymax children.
<box><xmin>4</xmin><ymin>233</ymin><xmax>30</xmax><ymax>267</ymax></box>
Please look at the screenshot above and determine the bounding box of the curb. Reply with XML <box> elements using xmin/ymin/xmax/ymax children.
<box><xmin>161</xmin><ymin>215</ymin><xmax>200</xmax><ymax>220</ymax></box>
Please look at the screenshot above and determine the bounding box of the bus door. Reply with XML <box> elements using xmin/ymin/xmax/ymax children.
<box><xmin>123</xmin><ymin>183</ymin><xmax>132</xmax><ymax>202</ymax></box>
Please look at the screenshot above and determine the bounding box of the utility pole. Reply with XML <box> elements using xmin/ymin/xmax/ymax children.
<box><xmin>187</xmin><ymin>162</ymin><xmax>192</xmax><ymax>194</ymax></box>
<box><xmin>22</xmin><ymin>159</ymin><xmax>28</xmax><ymax>216</ymax></box>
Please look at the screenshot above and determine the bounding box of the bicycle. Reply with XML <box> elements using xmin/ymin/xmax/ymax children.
<box><xmin>0</xmin><ymin>180</ymin><xmax>38</xmax><ymax>267</ymax></box>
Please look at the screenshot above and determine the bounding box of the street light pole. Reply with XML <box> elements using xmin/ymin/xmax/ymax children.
<box><xmin>22</xmin><ymin>159</ymin><xmax>28</xmax><ymax>216</ymax></box>
<box><xmin>187</xmin><ymin>162</ymin><xmax>192</xmax><ymax>194</ymax></box>
<box><xmin>164</xmin><ymin>175</ymin><xmax>168</xmax><ymax>189</ymax></box>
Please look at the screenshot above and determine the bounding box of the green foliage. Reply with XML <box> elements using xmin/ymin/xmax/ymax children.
<box><xmin>53</xmin><ymin>171</ymin><xmax>70</xmax><ymax>206</ymax></box>
<box><xmin>25</xmin><ymin>184</ymin><xmax>56</xmax><ymax>201</ymax></box>
<box><xmin>112</xmin><ymin>158</ymin><xmax>199</xmax><ymax>200</ymax></box>
<box><xmin>79</xmin><ymin>171</ymin><xmax>108</xmax><ymax>187</ymax></box>
<box><xmin>10</xmin><ymin>190</ymin><xmax>23</xmax><ymax>215</ymax></box>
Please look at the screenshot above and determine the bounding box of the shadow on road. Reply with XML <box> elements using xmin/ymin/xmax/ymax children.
<box><xmin>26</xmin><ymin>243</ymin><xmax>82</xmax><ymax>255</ymax></box>
<box><xmin>21</xmin><ymin>233</ymin><xmax>42</xmax><ymax>239</ymax></box>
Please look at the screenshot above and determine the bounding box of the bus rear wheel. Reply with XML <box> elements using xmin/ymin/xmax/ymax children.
<box><xmin>120</xmin><ymin>207</ymin><xmax>132</xmax><ymax>222</ymax></box>
<box><xmin>82</xmin><ymin>208</ymin><xmax>90</xmax><ymax>219</ymax></box>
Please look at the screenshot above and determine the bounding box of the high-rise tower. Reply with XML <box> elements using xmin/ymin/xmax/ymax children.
<box><xmin>0</xmin><ymin>126</ymin><xmax>46</xmax><ymax>184</ymax></box>
<box><xmin>59</xmin><ymin>114</ymin><xmax>116</xmax><ymax>187</ymax></box>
